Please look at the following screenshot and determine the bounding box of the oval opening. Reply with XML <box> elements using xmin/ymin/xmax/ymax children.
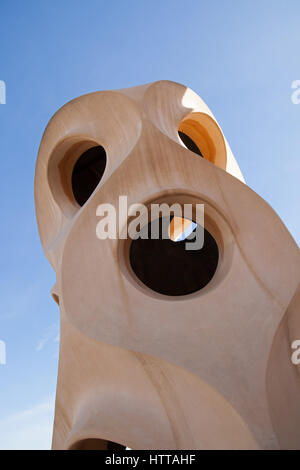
<box><xmin>70</xmin><ymin>438</ymin><xmax>126</xmax><ymax>450</ymax></box>
<box><xmin>72</xmin><ymin>145</ymin><xmax>106</xmax><ymax>206</ymax></box>
<box><xmin>178</xmin><ymin>130</ymin><xmax>203</xmax><ymax>157</ymax></box>
<box><xmin>129</xmin><ymin>216</ymin><xmax>219</xmax><ymax>296</ymax></box>
<box><xmin>178</xmin><ymin>113</ymin><xmax>227</xmax><ymax>169</ymax></box>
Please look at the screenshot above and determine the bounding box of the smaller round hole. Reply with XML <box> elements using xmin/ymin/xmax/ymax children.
<box><xmin>178</xmin><ymin>131</ymin><xmax>203</xmax><ymax>157</ymax></box>
<box><xmin>72</xmin><ymin>145</ymin><xmax>106</xmax><ymax>207</ymax></box>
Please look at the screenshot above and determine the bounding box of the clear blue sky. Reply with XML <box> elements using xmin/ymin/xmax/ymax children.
<box><xmin>0</xmin><ymin>0</ymin><xmax>299</xmax><ymax>449</ymax></box>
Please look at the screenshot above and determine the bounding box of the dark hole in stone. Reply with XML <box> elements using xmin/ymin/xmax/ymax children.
<box><xmin>178</xmin><ymin>131</ymin><xmax>203</xmax><ymax>157</ymax></box>
<box><xmin>72</xmin><ymin>145</ymin><xmax>106</xmax><ymax>206</ymax></box>
<box><xmin>129</xmin><ymin>217</ymin><xmax>219</xmax><ymax>296</ymax></box>
<box><xmin>70</xmin><ymin>438</ymin><xmax>126</xmax><ymax>450</ymax></box>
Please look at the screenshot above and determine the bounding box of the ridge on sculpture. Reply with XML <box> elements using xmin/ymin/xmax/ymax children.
<box><xmin>35</xmin><ymin>80</ymin><xmax>300</xmax><ymax>450</ymax></box>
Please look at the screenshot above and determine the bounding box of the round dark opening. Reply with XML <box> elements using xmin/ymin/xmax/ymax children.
<box><xmin>70</xmin><ymin>438</ymin><xmax>126</xmax><ymax>450</ymax></box>
<box><xmin>72</xmin><ymin>145</ymin><xmax>106</xmax><ymax>206</ymax></box>
<box><xmin>178</xmin><ymin>131</ymin><xmax>203</xmax><ymax>157</ymax></box>
<box><xmin>129</xmin><ymin>217</ymin><xmax>219</xmax><ymax>296</ymax></box>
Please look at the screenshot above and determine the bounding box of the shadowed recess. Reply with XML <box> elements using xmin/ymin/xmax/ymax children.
<box><xmin>70</xmin><ymin>438</ymin><xmax>126</xmax><ymax>450</ymax></box>
<box><xmin>72</xmin><ymin>145</ymin><xmax>107</xmax><ymax>206</ymax></box>
<box><xmin>178</xmin><ymin>131</ymin><xmax>203</xmax><ymax>157</ymax></box>
<box><xmin>130</xmin><ymin>217</ymin><xmax>219</xmax><ymax>296</ymax></box>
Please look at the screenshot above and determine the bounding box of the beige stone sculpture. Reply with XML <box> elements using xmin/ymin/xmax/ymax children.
<box><xmin>35</xmin><ymin>80</ymin><xmax>300</xmax><ymax>450</ymax></box>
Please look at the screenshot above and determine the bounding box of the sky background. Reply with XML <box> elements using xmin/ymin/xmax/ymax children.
<box><xmin>0</xmin><ymin>0</ymin><xmax>299</xmax><ymax>449</ymax></box>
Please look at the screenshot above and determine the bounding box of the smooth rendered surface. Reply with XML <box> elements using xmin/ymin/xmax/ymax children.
<box><xmin>35</xmin><ymin>80</ymin><xmax>300</xmax><ymax>449</ymax></box>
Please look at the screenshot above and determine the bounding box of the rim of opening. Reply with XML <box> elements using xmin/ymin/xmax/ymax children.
<box><xmin>118</xmin><ymin>192</ymin><xmax>234</xmax><ymax>301</ymax></box>
<box><xmin>178</xmin><ymin>112</ymin><xmax>227</xmax><ymax>170</ymax></box>
<box><xmin>48</xmin><ymin>137</ymin><xmax>107</xmax><ymax>217</ymax></box>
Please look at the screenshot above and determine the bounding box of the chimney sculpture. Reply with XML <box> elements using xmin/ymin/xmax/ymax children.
<box><xmin>35</xmin><ymin>81</ymin><xmax>300</xmax><ymax>450</ymax></box>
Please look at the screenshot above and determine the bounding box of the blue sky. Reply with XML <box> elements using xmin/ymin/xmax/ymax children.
<box><xmin>0</xmin><ymin>0</ymin><xmax>299</xmax><ymax>449</ymax></box>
